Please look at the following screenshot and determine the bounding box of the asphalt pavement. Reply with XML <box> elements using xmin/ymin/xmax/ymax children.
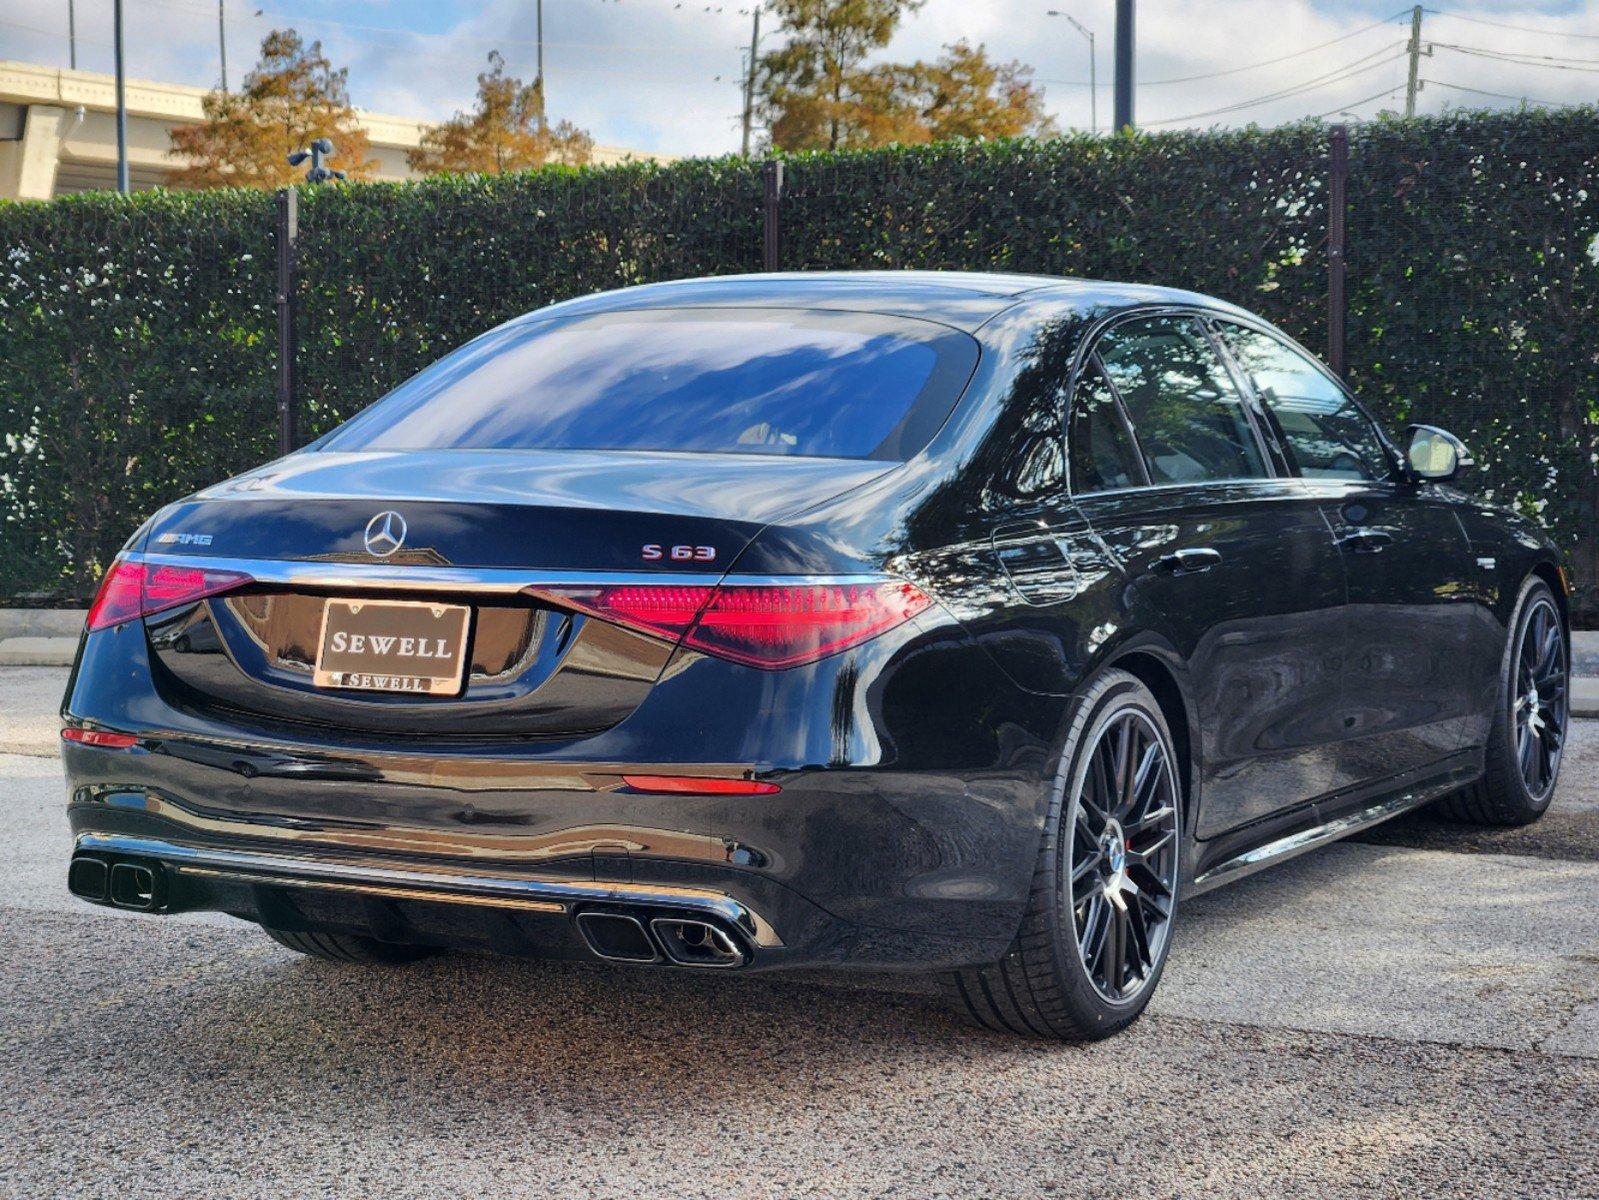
<box><xmin>4</xmin><ymin>668</ymin><xmax>1597</xmax><ymax>1199</ymax></box>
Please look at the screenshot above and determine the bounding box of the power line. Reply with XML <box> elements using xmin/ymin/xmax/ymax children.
<box><xmin>1435</xmin><ymin>42</ymin><xmax>1599</xmax><ymax>76</ymax></box>
<box><xmin>1141</xmin><ymin>9</ymin><xmax>1410</xmax><ymax>87</ymax></box>
<box><xmin>1309</xmin><ymin>84</ymin><xmax>1405</xmax><ymax>121</ymax></box>
<box><xmin>1424</xmin><ymin>8</ymin><xmax>1599</xmax><ymax>42</ymax></box>
<box><xmin>1147</xmin><ymin>43</ymin><xmax>1409</xmax><ymax>126</ymax></box>
<box><xmin>1424</xmin><ymin>79</ymin><xmax>1568</xmax><ymax>107</ymax></box>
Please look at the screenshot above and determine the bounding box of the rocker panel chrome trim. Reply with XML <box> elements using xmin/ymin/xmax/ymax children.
<box><xmin>1189</xmin><ymin>768</ymin><xmax>1472</xmax><ymax>896</ymax></box>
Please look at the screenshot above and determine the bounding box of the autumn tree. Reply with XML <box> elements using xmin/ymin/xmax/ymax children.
<box><xmin>868</xmin><ymin>41</ymin><xmax>1056</xmax><ymax>145</ymax></box>
<box><xmin>168</xmin><ymin>30</ymin><xmax>376</xmax><ymax>188</ymax></box>
<box><xmin>408</xmin><ymin>52</ymin><xmax>594</xmax><ymax>175</ymax></box>
<box><xmin>757</xmin><ymin>0</ymin><xmax>920</xmax><ymax>151</ymax></box>
<box><xmin>757</xmin><ymin>3</ymin><xmax>1053</xmax><ymax>150</ymax></box>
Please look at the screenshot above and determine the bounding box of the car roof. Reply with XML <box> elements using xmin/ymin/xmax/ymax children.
<box><xmin>527</xmin><ymin>271</ymin><xmax>1253</xmax><ymax>334</ymax></box>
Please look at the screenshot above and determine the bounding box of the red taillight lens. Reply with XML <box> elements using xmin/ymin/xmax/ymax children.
<box><xmin>534</xmin><ymin>579</ymin><xmax>932</xmax><ymax>669</ymax></box>
<box><xmin>85</xmin><ymin>557</ymin><xmax>253</xmax><ymax>632</ymax></box>
<box><xmin>622</xmin><ymin>774</ymin><xmax>781</xmax><ymax>795</ymax></box>
<box><xmin>61</xmin><ymin>727</ymin><xmax>139</xmax><ymax>749</ymax></box>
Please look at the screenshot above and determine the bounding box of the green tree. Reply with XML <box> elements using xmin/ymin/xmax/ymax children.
<box><xmin>408</xmin><ymin>52</ymin><xmax>594</xmax><ymax>175</ymax></box>
<box><xmin>168</xmin><ymin>30</ymin><xmax>376</xmax><ymax>188</ymax></box>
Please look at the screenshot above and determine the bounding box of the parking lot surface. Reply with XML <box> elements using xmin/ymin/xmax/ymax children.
<box><xmin>5</xmin><ymin>670</ymin><xmax>1597</xmax><ymax>1198</ymax></box>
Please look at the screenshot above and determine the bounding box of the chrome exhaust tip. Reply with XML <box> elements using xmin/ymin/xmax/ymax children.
<box><xmin>67</xmin><ymin>856</ymin><xmax>110</xmax><ymax>903</ymax></box>
<box><xmin>650</xmin><ymin>918</ymin><xmax>748</xmax><ymax>968</ymax></box>
<box><xmin>108</xmin><ymin>861</ymin><xmax>164</xmax><ymax>912</ymax></box>
<box><xmin>575</xmin><ymin>911</ymin><xmax>660</xmax><ymax>963</ymax></box>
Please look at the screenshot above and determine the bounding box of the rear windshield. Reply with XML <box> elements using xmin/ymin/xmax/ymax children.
<box><xmin>318</xmin><ymin>308</ymin><xmax>980</xmax><ymax>461</ymax></box>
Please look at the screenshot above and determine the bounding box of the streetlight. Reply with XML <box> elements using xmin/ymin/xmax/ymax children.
<box><xmin>1047</xmin><ymin>9</ymin><xmax>1096</xmax><ymax>135</ymax></box>
<box><xmin>288</xmin><ymin>138</ymin><xmax>345</xmax><ymax>183</ymax></box>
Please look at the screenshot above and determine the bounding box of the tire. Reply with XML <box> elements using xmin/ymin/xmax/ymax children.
<box><xmin>1439</xmin><ymin>577</ymin><xmax>1569</xmax><ymax>826</ymax></box>
<box><xmin>263</xmin><ymin>926</ymin><xmax>434</xmax><ymax>964</ymax></box>
<box><xmin>946</xmin><ymin>668</ymin><xmax>1183</xmax><ymax>1041</ymax></box>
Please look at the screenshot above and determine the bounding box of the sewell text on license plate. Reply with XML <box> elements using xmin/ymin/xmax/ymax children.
<box><xmin>313</xmin><ymin>599</ymin><xmax>472</xmax><ymax>695</ymax></box>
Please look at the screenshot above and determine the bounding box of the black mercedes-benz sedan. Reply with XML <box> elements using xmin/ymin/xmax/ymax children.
<box><xmin>62</xmin><ymin>271</ymin><xmax>1569</xmax><ymax>1040</ymax></box>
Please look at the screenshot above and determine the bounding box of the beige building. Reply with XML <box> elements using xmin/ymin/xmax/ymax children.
<box><xmin>0</xmin><ymin>60</ymin><xmax>666</xmax><ymax>201</ymax></box>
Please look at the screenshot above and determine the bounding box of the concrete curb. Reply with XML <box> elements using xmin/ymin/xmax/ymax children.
<box><xmin>0</xmin><ymin>637</ymin><xmax>79</xmax><ymax>667</ymax></box>
<box><xmin>0</xmin><ymin>609</ymin><xmax>85</xmax><ymax>640</ymax></box>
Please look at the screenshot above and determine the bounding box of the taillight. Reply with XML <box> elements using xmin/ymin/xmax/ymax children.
<box><xmin>622</xmin><ymin>774</ymin><xmax>781</xmax><ymax>795</ymax></box>
<box><xmin>533</xmin><ymin>579</ymin><xmax>932</xmax><ymax>669</ymax></box>
<box><xmin>85</xmin><ymin>557</ymin><xmax>253</xmax><ymax>632</ymax></box>
<box><xmin>61</xmin><ymin>727</ymin><xmax>139</xmax><ymax>749</ymax></box>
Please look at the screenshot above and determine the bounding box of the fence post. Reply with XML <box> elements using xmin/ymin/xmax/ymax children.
<box><xmin>761</xmin><ymin>159</ymin><xmax>784</xmax><ymax>272</ymax></box>
<box><xmin>1327</xmin><ymin>124</ymin><xmax>1348</xmax><ymax>380</ymax></box>
<box><xmin>275</xmin><ymin>187</ymin><xmax>299</xmax><ymax>454</ymax></box>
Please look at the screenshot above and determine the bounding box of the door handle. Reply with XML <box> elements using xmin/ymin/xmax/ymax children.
<box><xmin>1154</xmin><ymin>548</ymin><xmax>1222</xmax><ymax>576</ymax></box>
<box><xmin>1337</xmin><ymin>528</ymin><xmax>1393</xmax><ymax>554</ymax></box>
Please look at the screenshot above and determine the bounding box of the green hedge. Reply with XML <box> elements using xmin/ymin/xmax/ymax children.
<box><xmin>4</xmin><ymin>113</ymin><xmax>1599</xmax><ymax>610</ymax></box>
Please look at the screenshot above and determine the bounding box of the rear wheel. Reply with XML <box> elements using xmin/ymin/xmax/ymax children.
<box><xmin>946</xmin><ymin>669</ymin><xmax>1182</xmax><ymax>1040</ymax></box>
<box><xmin>263</xmin><ymin>927</ymin><xmax>434</xmax><ymax>964</ymax></box>
<box><xmin>1441</xmin><ymin>577</ymin><xmax>1568</xmax><ymax>826</ymax></box>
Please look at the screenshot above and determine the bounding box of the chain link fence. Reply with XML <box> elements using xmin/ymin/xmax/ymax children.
<box><xmin>4</xmin><ymin>114</ymin><xmax>1598</xmax><ymax>614</ymax></box>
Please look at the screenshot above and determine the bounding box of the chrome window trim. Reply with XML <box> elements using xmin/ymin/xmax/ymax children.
<box><xmin>1062</xmin><ymin>303</ymin><xmax>1285</xmax><ymax>500</ymax></box>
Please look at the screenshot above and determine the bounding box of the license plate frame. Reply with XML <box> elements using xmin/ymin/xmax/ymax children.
<box><xmin>312</xmin><ymin>598</ymin><xmax>472</xmax><ymax>696</ymax></box>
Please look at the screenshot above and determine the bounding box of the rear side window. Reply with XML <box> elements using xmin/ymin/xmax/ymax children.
<box><xmin>1094</xmin><ymin>316</ymin><xmax>1269</xmax><ymax>485</ymax></box>
<box><xmin>1069</xmin><ymin>361</ymin><xmax>1143</xmax><ymax>493</ymax></box>
<box><xmin>319</xmin><ymin>308</ymin><xmax>979</xmax><ymax>462</ymax></box>
<box><xmin>1215</xmin><ymin>323</ymin><xmax>1392</xmax><ymax>482</ymax></box>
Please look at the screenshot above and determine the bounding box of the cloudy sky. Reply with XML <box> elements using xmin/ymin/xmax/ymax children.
<box><xmin>4</xmin><ymin>0</ymin><xmax>1598</xmax><ymax>155</ymax></box>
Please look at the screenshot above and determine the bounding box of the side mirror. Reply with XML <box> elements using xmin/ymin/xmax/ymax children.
<box><xmin>1406</xmin><ymin>424</ymin><xmax>1474</xmax><ymax>482</ymax></box>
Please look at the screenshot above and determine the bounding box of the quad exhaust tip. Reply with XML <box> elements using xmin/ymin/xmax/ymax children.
<box><xmin>69</xmin><ymin>855</ymin><xmax>166</xmax><ymax>912</ymax></box>
<box><xmin>649</xmin><ymin>918</ymin><xmax>748</xmax><ymax>968</ymax></box>
<box><xmin>574</xmin><ymin>909</ymin><xmax>750</xmax><ymax>968</ymax></box>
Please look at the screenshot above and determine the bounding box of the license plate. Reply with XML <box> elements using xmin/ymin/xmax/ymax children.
<box><xmin>313</xmin><ymin>599</ymin><xmax>472</xmax><ymax>696</ymax></box>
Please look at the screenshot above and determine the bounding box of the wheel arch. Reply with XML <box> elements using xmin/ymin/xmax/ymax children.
<box><xmin>1104</xmin><ymin>643</ymin><xmax>1198</xmax><ymax>831</ymax></box>
<box><xmin>1528</xmin><ymin>559</ymin><xmax>1570</xmax><ymax>633</ymax></box>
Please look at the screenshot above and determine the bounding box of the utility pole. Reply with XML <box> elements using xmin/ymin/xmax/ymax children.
<box><xmin>741</xmin><ymin>6</ymin><xmax>761</xmax><ymax>157</ymax></box>
<box><xmin>536</xmin><ymin>0</ymin><xmax>545</xmax><ymax>130</ymax></box>
<box><xmin>1405</xmin><ymin>5</ymin><xmax>1423</xmax><ymax>117</ymax></box>
<box><xmin>114</xmin><ymin>0</ymin><xmax>129</xmax><ymax>192</ymax></box>
<box><xmin>218</xmin><ymin>0</ymin><xmax>228</xmax><ymax>91</ymax></box>
<box><xmin>1113</xmin><ymin>0</ymin><xmax>1134</xmax><ymax>132</ymax></box>
<box><xmin>68</xmin><ymin>0</ymin><xmax>77</xmax><ymax>70</ymax></box>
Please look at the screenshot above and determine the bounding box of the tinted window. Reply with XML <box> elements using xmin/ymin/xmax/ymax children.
<box><xmin>1215</xmin><ymin>323</ymin><xmax>1391</xmax><ymax>482</ymax></box>
<box><xmin>1095</xmin><ymin>316</ymin><xmax>1268</xmax><ymax>485</ymax></box>
<box><xmin>320</xmin><ymin>309</ymin><xmax>978</xmax><ymax>461</ymax></box>
<box><xmin>1069</xmin><ymin>361</ymin><xmax>1143</xmax><ymax>493</ymax></box>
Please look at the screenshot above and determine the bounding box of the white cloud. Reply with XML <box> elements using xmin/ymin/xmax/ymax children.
<box><xmin>4</xmin><ymin>0</ymin><xmax>1598</xmax><ymax>155</ymax></box>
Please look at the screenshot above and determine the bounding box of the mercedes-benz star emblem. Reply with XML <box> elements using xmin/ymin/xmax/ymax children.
<box><xmin>363</xmin><ymin>511</ymin><xmax>407</xmax><ymax>558</ymax></box>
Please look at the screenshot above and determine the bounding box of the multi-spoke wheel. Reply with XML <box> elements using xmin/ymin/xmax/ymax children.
<box><xmin>945</xmin><ymin>668</ymin><xmax>1184</xmax><ymax>1040</ymax></box>
<box><xmin>1442</xmin><ymin>577</ymin><xmax>1568</xmax><ymax>826</ymax></box>
<box><xmin>1512</xmin><ymin>594</ymin><xmax>1567</xmax><ymax>803</ymax></box>
<box><xmin>1069</xmin><ymin>709</ymin><xmax>1179</xmax><ymax>1004</ymax></box>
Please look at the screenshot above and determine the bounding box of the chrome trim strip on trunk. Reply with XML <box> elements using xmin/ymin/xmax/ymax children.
<box><xmin>74</xmin><ymin>832</ymin><xmax>785</xmax><ymax>947</ymax></box>
<box><xmin>136</xmin><ymin>552</ymin><xmax>888</xmax><ymax>595</ymax></box>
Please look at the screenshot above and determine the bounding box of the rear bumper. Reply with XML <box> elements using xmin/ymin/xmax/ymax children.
<box><xmin>61</xmin><ymin>725</ymin><xmax>1053</xmax><ymax>971</ymax></box>
<box><xmin>61</xmin><ymin>606</ymin><xmax>1069</xmax><ymax>971</ymax></box>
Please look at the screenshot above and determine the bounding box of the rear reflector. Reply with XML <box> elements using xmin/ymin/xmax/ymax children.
<box><xmin>61</xmin><ymin>727</ymin><xmax>139</xmax><ymax>749</ymax></box>
<box><xmin>623</xmin><ymin>775</ymin><xmax>781</xmax><ymax>795</ymax></box>
<box><xmin>532</xmin><ymin>579</ymin><xmax>932</xmax><ymax>669</ymax></box>
<box><xmin>86</xmin><ymin>557</ymin><xmax>253</xmax><ymax>631</ymax></box>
